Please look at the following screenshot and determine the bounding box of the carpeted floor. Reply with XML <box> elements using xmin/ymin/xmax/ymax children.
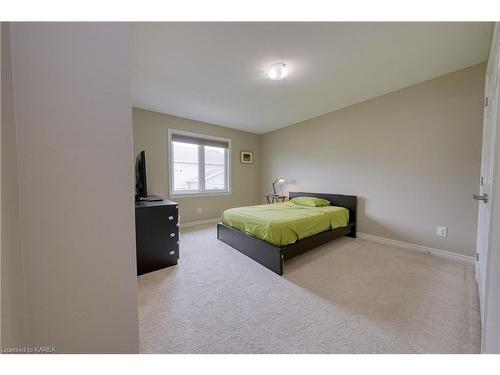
<box><xmin>138</xmin><ymin>224</ymin><xmax>481</xmax><ymax>353</ymax></box>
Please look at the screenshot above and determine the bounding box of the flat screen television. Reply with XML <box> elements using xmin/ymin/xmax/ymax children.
<box><xmin>135</xmin><ymin>150</ymin><xmax>148</xmax><ymax>201</ymax></box>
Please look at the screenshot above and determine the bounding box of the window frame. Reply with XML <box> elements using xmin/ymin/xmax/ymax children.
<box><xmin>168</xmin><ymin>128</ymin><xmax>231</xmax><ymax>197</ymax></box>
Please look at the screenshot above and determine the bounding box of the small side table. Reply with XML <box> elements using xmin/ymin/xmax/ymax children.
<box><xmin>266</xmin><ymin>194</ymin><xmax>287</xmax><ymax>204</ymax></box>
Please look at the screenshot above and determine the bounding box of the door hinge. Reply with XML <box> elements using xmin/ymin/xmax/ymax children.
<box><xmin>481</xmin><ymin>176</ymin><xmax>484</xmax><ymax>186</ymax></box>
<box><xmin>476</xmin><ymin>252</ymin><xmax>479</xmax><ymax>262</ymax></box>
<box><xmin>485</xmin><ymin>97</ymin><xmax>489</xmax><ymax>107</ymax></box>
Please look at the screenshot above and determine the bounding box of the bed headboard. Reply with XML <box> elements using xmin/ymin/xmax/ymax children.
<box><xmin>288</xmin><ymin>191</ymin><xmax>357</xmax><ymax>224</ymax></box>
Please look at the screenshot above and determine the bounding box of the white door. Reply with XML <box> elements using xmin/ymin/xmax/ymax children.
<box><xmin>480</xmin><ymin>24</ymin><xmax>500</xmax><ymax>354</ymax></box>
<box><xmin>476</xmin><ymin>25</ymin><xmax>500</xmax><ymax>352</ymax></box>
<box><xmin>476</xmin><ymin>25</ymin><xmax>499</xmax><ymax>323</ymax></box>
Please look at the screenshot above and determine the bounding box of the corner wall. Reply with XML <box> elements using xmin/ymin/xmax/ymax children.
<box><xmin>261</xmin><ymin>63</ymin><xmax>486</xmax><ymax>257</ymax></box>
<box><xmin>1</xmin><ymin>22</ymin><xmax>28</xmax><ymax>349</ymax></box>
<box><xmin>9</xmin><ymin>23</ymin><xmax>139</xmax><ymax>353</ymax></box>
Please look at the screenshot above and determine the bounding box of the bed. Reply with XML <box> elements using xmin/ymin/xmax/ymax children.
<box><xmin>217</xmin><ymin>192</ymin><xmax>357</xmax><ymax>275</ymax></box>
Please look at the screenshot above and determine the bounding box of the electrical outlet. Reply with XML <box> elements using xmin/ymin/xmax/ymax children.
<box><xmin>437</xmin><ymin>226</ymin><xmax>447</xmax><ymax>237</ymax></box>
<box><xmin>196</xmin><ymin>207</ymin><xmax>202</xmax><ymax>214</ymax></box>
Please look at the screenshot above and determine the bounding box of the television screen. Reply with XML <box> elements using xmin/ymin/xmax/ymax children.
<box><xmin>135</xmin><ymin>150</ymin><xmax>147</xmax><ymax>201</ymax></box>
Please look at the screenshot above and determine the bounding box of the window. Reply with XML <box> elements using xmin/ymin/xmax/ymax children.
<box><xmin>169</xmin><ymin>130</ymin><xmax>230</xmax><ymax>196</ymax></box>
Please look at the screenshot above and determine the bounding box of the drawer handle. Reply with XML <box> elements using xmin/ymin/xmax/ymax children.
<box><xmin>169</xmin><ymin>216</ymin><xmax>174</xmax><ymax>220</ymax></box>
<box><xmin>170</xmin><ymin>233</ymin><xmax>175</xmax><ymax>237</ymax></box>
<box><xmin>170</xmin><ymin>251</ymin><xmax>175</xmax><ymax>255</ymax></box>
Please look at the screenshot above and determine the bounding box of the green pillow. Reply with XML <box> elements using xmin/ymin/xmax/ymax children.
<box><xmin>290</xmin><ymin>197</ymin><xmax>331</xmax><ymax>207</ymax></box>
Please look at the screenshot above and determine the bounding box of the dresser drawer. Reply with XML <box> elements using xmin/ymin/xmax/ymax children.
<box><xmin>135</xmin><ymin>200</ymin><xmax>180</xmax><ymax>275</ymax></box>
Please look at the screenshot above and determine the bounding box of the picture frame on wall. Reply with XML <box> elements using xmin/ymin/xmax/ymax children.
<box><xmin>240</xmin><ymin>151</ymin><xmax>253</xmax><ymax>164</ymax></box>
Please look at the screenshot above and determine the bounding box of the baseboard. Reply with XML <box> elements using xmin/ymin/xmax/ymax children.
<box><xmin>178</xmin><ymin>223</ymin><xmax>475</xmax><ymax>264</ymax></box>
<box><xmin>357</xmin><ymin>232</ymin><xmax>475</xmax><ymax>264</ymax></box>
<box><xmin>180</xmin><ymin>217</ymin><xmax>220</xmax><ymax>228</ymax></box>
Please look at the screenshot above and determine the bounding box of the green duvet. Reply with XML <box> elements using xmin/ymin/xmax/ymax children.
<box><xmin>222</xmin><ymin>202</ymin><xmax>349</xmax><ymax>246</ymax></box>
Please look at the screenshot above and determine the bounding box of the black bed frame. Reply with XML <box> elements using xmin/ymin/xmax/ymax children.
<box><xmin>217</xmin><ymin>192</ymin><xmax>357</xmax><ymax>275</ymax></box>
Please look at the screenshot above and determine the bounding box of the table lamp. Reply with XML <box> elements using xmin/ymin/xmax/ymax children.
<box><xmin>272</xmin><ymin>177</ymin><xmax>285</xmax><ymax>195</ymax></box>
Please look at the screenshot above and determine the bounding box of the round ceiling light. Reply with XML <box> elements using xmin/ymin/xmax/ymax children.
<box><xmin>266</xmin><ymin>63</ymin><xmax>289</xmax><ymax>80</ymax></box>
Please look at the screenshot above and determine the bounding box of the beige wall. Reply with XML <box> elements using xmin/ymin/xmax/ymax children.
<box><xmin>1</xmin><ymin>23</ymin><xmax>28</xmax><ymax>348</ymax></box>
<box><xmin>134</xmin><ymin>64</ymin><xmax>484</xmax><ymax>256</ymax></box>
<box><xmin>262</xmin><ymin>63</ymin><xmax>486</xmax><ymax>257</ymax></box>
<box><xmin>133</xmin><ymin>108</ymin><xmax>261</xmax><ymax>223</ymax></box>
<box><xmin>9</xmin><ymin>23</ymin><xmax>139</xmax><ymax>353</ymax></box>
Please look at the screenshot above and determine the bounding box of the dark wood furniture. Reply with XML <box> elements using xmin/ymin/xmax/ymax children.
<box><xmin>265</xmin><ymin>194</ymin><xmax>287</xmax><ymax>203</ymax></box>
<box><xmin>217</xmin><ymin>192</ymin><xmax>356</xmax><ymax>276</ymax></box>
<box><xmin>135</xmin><ymin>199</ymin><xmax>179</xmax><ymax>275</ymax></box>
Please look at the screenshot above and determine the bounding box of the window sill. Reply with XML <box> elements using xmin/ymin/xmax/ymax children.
<box><xmin>170</xmin><ymin>191</ymin><xmax>232</xmax><ymax>198</ymax></box>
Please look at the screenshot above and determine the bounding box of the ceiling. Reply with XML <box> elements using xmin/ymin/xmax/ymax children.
<box><xmin>130</xmin><ymin>22</ymin><xmax>493</xmax><ymax>134</ymax></box>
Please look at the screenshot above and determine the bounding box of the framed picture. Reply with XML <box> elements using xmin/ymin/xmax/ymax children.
<box><xmin>240</xmin><ymin>151</ymin><xmax>253</xmax><ymax>164</ymax></box>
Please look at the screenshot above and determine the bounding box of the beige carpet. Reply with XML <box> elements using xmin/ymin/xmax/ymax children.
<box><xmin>138</xmin><ymin>224</ymin><xmax>480</xmax><ymax>353</ymax></box>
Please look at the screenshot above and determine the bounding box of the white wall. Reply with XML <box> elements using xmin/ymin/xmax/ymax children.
<box><xmin>262</xmin><ymin>64</ymin><xmax>485</xmax><ymax>257</ymax></box>
<box><xmin>1</xmin><ymin>22</ymin><xmax>28</xmax><ymax>349</ymax></box>
<box><xmin>9</xmin><ymin>23</ymin><xmax>139</xmax><ymax>353</ymax></box>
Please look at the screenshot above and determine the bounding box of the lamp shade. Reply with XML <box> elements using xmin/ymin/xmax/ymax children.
<box><xmin>272</xmin><ymin>177</ymin><xmax>285</xmax><ymax>194</ymax></box>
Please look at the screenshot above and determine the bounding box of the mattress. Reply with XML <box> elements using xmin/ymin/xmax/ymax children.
<box><xmin>221</xmin><ymin>202</ymin><xmax>349</xmax><ymax>246</ymax></box>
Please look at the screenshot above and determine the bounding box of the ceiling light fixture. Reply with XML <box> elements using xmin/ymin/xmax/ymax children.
<box><xmin>266</xmin><ymin>63</ymin><xmax>289</xmax><ymax>80</ymax></box>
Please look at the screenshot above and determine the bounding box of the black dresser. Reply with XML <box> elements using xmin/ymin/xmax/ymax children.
<box><xmin>135</xmin><ymin>199</ymin><xmax>179</xmax><ymax>275</ymax></box>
